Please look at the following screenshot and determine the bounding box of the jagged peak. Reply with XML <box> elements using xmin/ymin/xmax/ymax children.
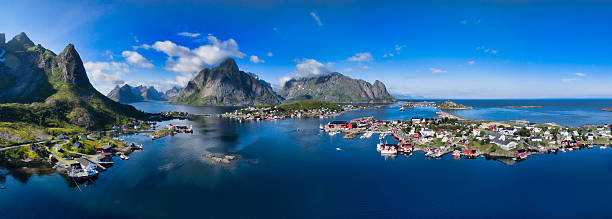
<box><xmin>218</xmin><ymin>58</ymin><xmax>239</xmax><ymax>72</ymax></box>
<box><xmin>7</xmin><ymin>32</ymin><xmax>35</xmax><ymax>50</ymax></box>
<box><xmin>59</xmin><ymin>44</ymin><xmax>78</xmax><ymax>56</ymax></box>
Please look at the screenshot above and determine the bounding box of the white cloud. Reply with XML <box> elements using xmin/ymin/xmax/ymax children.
<box><xmin>177</xmin><ymin>32</ymin><xmax>201</xmax><ymax>37</ymax></box>
<box><xmin>267</xmin><ymin>52</ymin><xmax>274</xmax><ymax>57</ymax></box>
<box><xmin>310</xmin><ymin>11</ymin><xmax>323</xmax><ymax>27</ymax></box>
<box><xmin>575</xmin><ymin>72</ymin><xmax>586</xmax><ymax>77</ymax></box>
<box><xmin>143</xmin><ymin>35</ymin><xmax>246</xmax><ymax>85</ymax></box>
<box><xmin>133</xmin><ymin>44</ymin><xmax>152</xmax><ymax>50</ymax></box>
<box><xmin>468</xmin><ymin>61</ymin><xmax>475</xmax><ymax>65</ymax></box>
<box><xmin>429</xmin><ymin>67</ymin><xmax>447</xmax><ymax>74</ymax></box>
<box><xmin>249</xmin><ymin>55</ymin><xmax>264</xmax><ymax>63</ymax></box>
<box><xmin>344</xmin><ymin>68</ymin><xmax>353</xmax><ymax>72</ymax></box>
<box><xmin>121</xmin><ymin>51</ymin><xmax>154</xmax><ymax>68</ymax></box>
<box><xmin>477</xmin><ymin>46</ymin><xmax>498</xmax><ymax>54</ymax></box>
<box><xmin>361</xmin><ymin>65</ymin><xmax>372</xmax><ymax>70</ymax></box>
<box><xmin>84</xmin><ymin>61</ymin><xmax>129</xmax><ymax>86</ymax></box>
<box><xmin>280</xmin><ymin>58</ymin><xmax>330</xmax><ymax>86</ymax></box>
<box><xmin>395</xmin><ymin>44</ymin><xmax>406</xmax><ymax>53</ymax></box>
<box><xmin>347</xmin><ymin>52</ymin><xmax>373</xmax><ymax>62</ymax></box>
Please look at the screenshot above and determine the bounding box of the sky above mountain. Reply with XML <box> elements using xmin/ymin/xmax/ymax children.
<box><xmin>2</xmin><ymin>0</ymin><xmax>612</xmax><ymax>99</ymax></box>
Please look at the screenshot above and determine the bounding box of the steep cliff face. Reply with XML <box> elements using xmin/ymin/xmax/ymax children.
<box><xmin>0</xmin><ymin>32</ymin><xmax>145</xmax><ymax>129</ymax></box>
<box><xmin>279</xmin><ymin>72</ymin><xmax>395</xmax><ymax>103</ymax></box>
<box><xmin>107</xmin><ymin>84</ymin><xmax>167</xmax><ymax>103</ymax></box>
<box><xmin>171</xmin><ymin>58</ymin><xmax>280</xmax><ymax>106</ymax></box>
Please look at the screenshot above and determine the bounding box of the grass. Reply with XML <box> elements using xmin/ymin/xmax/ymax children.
<box><xmin>278</xmin><ymin>100</ymin><xmax>342</xmax><ymax>112</ymax></box>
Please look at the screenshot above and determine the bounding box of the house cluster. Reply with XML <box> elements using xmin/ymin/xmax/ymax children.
<box><xmin>325</xmin><ymin>115</ymin><xmax>612</xmax><ymax>160</ymax></box>
<box><xmin>223</xmin><ymin>105</ymin><xmax>358</xmax><ymax>121</ymax></box>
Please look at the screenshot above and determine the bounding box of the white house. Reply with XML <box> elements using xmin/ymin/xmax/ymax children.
<box><xmin>494</xmin><ymin>140</ymin><xmax>517</xmax><ymax>151</ymax></box>
<box><xmin>420</xmin><ymin>129</ymin><xmax>435</xmax><ymax>137</ymax></box>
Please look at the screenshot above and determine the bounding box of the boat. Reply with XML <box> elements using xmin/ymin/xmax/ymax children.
<box><xmin>360</xmin><ymin>131</ymin><xmax>374</xmax><ymax>139</ymax></box>
<box><xmin>379</xmin><ymin>133</ymin><xmax>387</xmax><ymax>140</ymax></box>
<box><xmin>452</xmin><ymin>150</ymin><xmax>461</xmax><ymax>157</ymax></box>
<box><xmin>560</xmin><ymin>148</ymin><xmax>566</xmax><ymax>152</ymax></box>
<box><xmin>600</xmin><ymin>145</ymin><xmax>607</xmax><ymax>150</ymax></box>
<box><xmin>319</xmin><ymin>124</ymin><xmax>324</xmax><ymax>130</ymax></box>
<box><xmin>328</xmin><ymin>131</ymin><xmax>338</xmax><ymax>136</ymax></box>
<box><xmin>336</xmin><ymin>147</ymin><xmax>342</xmax><ymax>151</ymax></box>
<box><xmin>119</xmin><ymin>153</ymin><xmax>129</xmax><ymax>160</ymax></box>
<box><xmin>399</xmin><ymin>107</ymin><xmax>405</xmax><ymax>111</ymax></box>
<box><xmin>376</xmin><ymin>142</ymin><xmax>384</xmax><ymax>151</ymax></box>
<box><xmin>380</xmin><ymin>146</ymin><xmax>397</xmax><ymax>155</ymax></box>
<box><xmin>568</xmin><ymin>148</ymin><xmax>574</xmax><ymax>151</ymax></box>
<box><xmin>425</xmin><ymin>151</ymin><xmax>435</xmax><ymax>157</ymax></box>
<box><xmin>67</xmin><ymin>162</ymin><xmax>99</xmax><ymax>182</ymax></box>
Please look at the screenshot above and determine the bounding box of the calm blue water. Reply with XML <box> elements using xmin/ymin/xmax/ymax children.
<box><xmin>1</xmin><ymin>101</ymin><xmax>612</xmax><ymax>218</ymax></box>
<box><xmin>402</xmin><ymin>99</ymin><xmax>612</xmax><ymax>127</ymax></box>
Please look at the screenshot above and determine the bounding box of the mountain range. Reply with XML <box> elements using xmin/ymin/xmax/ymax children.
<box><xmin>0</xmin><ymin>32</ymin><xmax>145</xmax><ymax>129</ymax></box>
<box><xmin>170</xmin><ymin>58</ymin><xmax>395</xmax><ymax>106</ymax></box>
<box><xmin>107</xmin><ymin>84</ymin><xmax>167</xmax><ymax>103</ymax></box>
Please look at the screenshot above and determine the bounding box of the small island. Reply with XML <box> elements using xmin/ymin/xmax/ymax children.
<box><xmin>602</xmin><ymin>108</ymin><xmax>612</xmax><ymax>112</ymax></box>
<box><xmin>434</xmin><ymin>101</ymin><xmax>473</xmax><ymax>110</ymax></box>
<box><xmin>221</xmin><ymin>100</ymin><xmax>373</xmax><ymax>121</ymax></box>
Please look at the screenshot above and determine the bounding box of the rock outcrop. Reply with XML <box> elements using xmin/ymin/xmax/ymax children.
<box><xmin>279</xmin><ymin>72</ymin><xmax>395</xmax><ymax>103</ymax></box>
<box><xmin>171</xmin><ymin>58</ymin><xmax>280</xmax><ymax>106</ymax></box>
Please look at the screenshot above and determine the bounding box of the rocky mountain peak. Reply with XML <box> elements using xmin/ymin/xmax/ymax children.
<box><xmin>57</xmin><ymin>44</ymin><xmax>93</xmax><ymax>89</ymax></box>
<box><xmin>7</xmin><ymin>32</ymin><xmax>34</xmax><ymax>51</ymax></box>
<box><xmin>279</xmin><ymin>72</ymin><xmax>395</xmax><ymax>103</ymax></box>
<box><xmin>219</xmin><ymin>58</ymin><xmax>239</xmax><ymax>72</ymax></box>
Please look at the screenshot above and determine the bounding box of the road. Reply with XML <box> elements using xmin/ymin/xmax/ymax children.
<box><xmin>0</xmin><ymin>140</ymin><xmax>61</xmax><ymax>152</ymax></box>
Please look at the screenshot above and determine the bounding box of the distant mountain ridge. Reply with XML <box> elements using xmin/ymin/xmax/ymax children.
<box><xmin>279</xmin><ymin>72</ymin><xmax>395</xmax><ymax>103</ymax></box>
<box><xmin>163</xmin><ymin>86</ymin><xmax>182</xmax><ymax>100</ymax></box>
<box><xmin>107</xmin><ymin>84</ymin><xmax>166</xmax><ymax>103</ymax></box>
<box><xmin>0</xmin><ymin>32</ymin><xmax>145</xmax><ymax>129</ymax></box>
<box><xmin>171</xmin><ymin>58</ymin><xmax>281</xmax><ymax>106</ymax></box>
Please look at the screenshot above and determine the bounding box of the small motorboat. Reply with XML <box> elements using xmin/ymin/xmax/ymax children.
<box><xmin>600</xmin><ymin>145</ymin><xmax>607</xmax><ymax>150</ymax></box>
<box><xmin>399</xmin><ymin>107</ymin><xmax>406</xmax><ymax>112</ymax></box>
<box><xmin>119</xmin><ymin>154</ymin><xmax>129</xmax><ymax>160</ymax></box>
<box><xmin>336</xmin><ymin>148</ymin><xmax>342</xmax><ymax>151</ymax></box>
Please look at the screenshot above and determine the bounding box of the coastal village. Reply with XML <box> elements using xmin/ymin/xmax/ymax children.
<box><xmin>323</xmin><ymin>101</ymin><xmax>612</xmax><ymax>163</ymax></box>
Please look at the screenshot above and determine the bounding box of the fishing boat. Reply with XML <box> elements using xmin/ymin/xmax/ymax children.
<box><xmin>119</xmin><ymin>153</ymin><xmax>129</xmax><ymax>160</ymax></box>
<box><xmin>67</xmin><ymin>161</ymin><xmax>99</xmax><ymax>182</ymax></box>
<box><xmin>319</xmin><ymin>124</ymin><xmax>324</xmax><ymax>130</ymax></box>
<box><xmin>380</xmin><ymin>146</ymin><xmax>397</xmax><ymax>155</ymax></box>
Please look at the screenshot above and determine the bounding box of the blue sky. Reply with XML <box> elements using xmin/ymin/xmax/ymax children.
<box><xmin>2</xmin><ymin>0</ymin><xmax>612</xmax><ymax>98</ymax></box>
